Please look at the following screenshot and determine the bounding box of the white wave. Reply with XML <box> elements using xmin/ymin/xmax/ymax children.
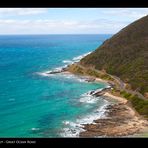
<box><xmin>31</xmin><ymin>128</ymin><xmax>40</xmax><ymax>131</ymax></box>
<box><xmin>49</xmin><ymin>64</ymin><xmax>68</xmax><ymax>73</ymax></box>
<box><xmin>36</xmin><ymin>51</ymin><xmax>92</xmax><ymax>78</ymax></box>
<box><xmin>79</xmin><ymin>88</ymin><xmax>110</xmax><ymax>104</ymax></box>
<box><xmin>77</xmin><ymin>78</ymin><xmax>88</xmax><ymax>83</ymax></box>
<box><xmin>72</xmin><ymin>52</ymin><xmax>91</xmax><ymax>62</ymax></box>
<box><xmin>79</xmin><ymin>97</ymin><xmax>98</xmax><ymax>104</ymax></box>
<box><xmin>53</xmin><ymin>65</ymin><xmax>66</xmax><ymax>71</ymax></box>
<box><xmin>62</xmin><ymin>60</ymin><xmax>74</xmax><ymax>64</ymax></box>
<box><xmin>35</xmin><ymin>70</ymin><xmax>90</xmax><ymax>84</ymax></box>
<box><xmin>62</xmin><ymin>52</ymin><xmax>92</xmax><ymax>66</ymax></box>
<box><xmin>79</xmin><ymin>94</ymin><xmax>99</xmax><ymax>104</ymax></box>
<box><xmin>36</xmin><ymin>64</ymin><xmax>68</xmax><ymax>77</ymax></box>
<box><xmin>82</xmin><ymin>86</ymin><xmax>111</xmax><ymax>97</ymax></box>
<box><xmin>35</xmin><ymin>72</ymin><xmax>51</xmax><ymax>77</ymax></box>
<box><xmin>93</xmin><ymin>88</ymin><xmax>103</xmax><ymax>93</ymax></box>
<box><xmin>58</xmin><ymin>73</ymin><xmax>89</xmax><ymax>83</ymax></box>
<box><xmin>73</xmin><ymin>55</ymin><xmax>83</xmax><ymax>61</ymax></box>
<box><xmin>60</xmin><ymin>126</ymin><xmax>85</xmax><ymax>137</ymax></box>
<box><xmin>60</xmin><ymin>89</ymin><xmax>110</xmax><ymax>137</ymax></box>
<box><xmin>62</xmin><ymin>52</ymin><xmax>92</xmax><ymax>67</ymax></box>
<box><xmin>60</xmin><ymin>102</ymin><xmax>109</xmax><ymax>137</ymax></box>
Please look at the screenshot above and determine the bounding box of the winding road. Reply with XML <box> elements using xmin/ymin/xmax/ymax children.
<box><xmin>76</xmin><ymin>63</ymin><xmax>146</xmax><ymax>100</ymax></box>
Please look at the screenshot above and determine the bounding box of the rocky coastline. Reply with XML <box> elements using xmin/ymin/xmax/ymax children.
<box><xmin>79</xmin><ymin>93</ymin><xmax>148</xmax><ymax>137</ymax></box>
<box><xmin>45</xmin><ymin>63</ymin><xmax>148</xmax><ymax>137</ymax></box>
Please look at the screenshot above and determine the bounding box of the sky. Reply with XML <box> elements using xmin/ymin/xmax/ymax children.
<box><xmin>0</xmin><ymin>8</ymin><xmax>148</xmax><ymax>34</ymax></box>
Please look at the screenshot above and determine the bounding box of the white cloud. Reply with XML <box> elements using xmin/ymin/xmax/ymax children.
<box><xmin>102</xmin><ymin>8</ymin><xmax>148</xmax><ymax>20</ymax></box>
<box><xmin>0</xmin><ymin>18</ymin><xmax>129</xmax><ymax>34</ymax></box>
<box><xmin>0</xmin><ymin>8</ymin><xmax>48</xmax><ymax>16</ymax></box>
<box><xmin>0</xmin><ymin>8</ymin><xmax>147</xmax><ymax>34</ymax></box>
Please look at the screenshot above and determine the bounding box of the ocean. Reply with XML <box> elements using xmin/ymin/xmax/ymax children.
<box><xmin>0</xmin><ymin>34</ymin><xmax>112</xmax><ymax>137</ymax></box>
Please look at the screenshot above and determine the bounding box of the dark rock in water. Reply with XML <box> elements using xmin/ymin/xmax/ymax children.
<box><xmin>62</xmin><ymin>67</ymin><xmax>67</xmax><ymax>71</ymax></box>
<box><xmin>90</xmin><ymin>90</ymin><xmax>95</xmax><ymax>95</ymax></box>
<box><xmin>47</xmin><ymin>67</ymin><xmax>67</xmax><ymax>74</ymax></box>
<box><xmin>86</xmin><ymin>78</ymin><xmax>95</xmax><ymax>82</ymax></box>
<box><xmin>92</xmin><ymin>87</ymin><xmax>112</xmax><ymax>97</ymax></box>
<box><xmin>93</xmin><ymin>92</ymin><xmax>105</xmax><ymax>97</ymax></box>
<box><xmin>47</xmin><ymin>71</ymin><xmax>60</xmax><ymax>74</ymax></box>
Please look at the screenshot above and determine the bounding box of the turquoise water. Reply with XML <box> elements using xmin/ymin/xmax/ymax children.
<box><xmin>0</xmin><ymin>34</ymin><xmax>112</xmax><ymax>137</ymax></box>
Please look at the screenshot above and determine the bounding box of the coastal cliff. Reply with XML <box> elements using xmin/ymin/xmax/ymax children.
<box><xmin>67</xmin><ymin>15</ymin><xmax>148</xmax><ymax>120</ymax></box>
<box><xmin>80</xmin><ymin>15</ymin><xmax>148</xmax><ymax>97</ymax></box>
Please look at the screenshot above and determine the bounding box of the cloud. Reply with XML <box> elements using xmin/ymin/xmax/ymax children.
<box><xmin>0</xmin><ymin>8</ymin><xmax>147</xmax><ymax>34</ymax></box>
<box><xmin>0</xmin><ymin>18</ymin><xmax>130</xmax><ymax>34</ymax></box>
<box><xmin>101</xmin><ymin>8</ymin><xmax>148</xmax><ymax>20</ymax></box>
<box><xmin>0</xmin><ymin>8</ymin><xmax>48</xmax><ymax>16</ymax></box>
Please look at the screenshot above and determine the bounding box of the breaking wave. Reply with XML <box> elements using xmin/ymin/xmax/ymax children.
<box><xmin>36</xmin><ymin>51</ymin><xmax>92</xmax><ymax>78</ymax></box>
<box><xmin>60</xmin><ymin>88</ymin><xmax>110</xmax><ymax>137</ymax></box>
<box><xmin>62</xmin><ymin>51</ymin><xmax>91</xmax><ymax>64</ymax></box>
<box><xmin>60</xmin><ymin>102</ymin><xmax>109</xmax><ymax>137</ymax></box>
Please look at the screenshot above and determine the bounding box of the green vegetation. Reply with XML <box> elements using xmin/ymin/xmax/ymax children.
<box><xmin>80</xmin><ymin>15</ymin><xmax>148</xmax><ymax>96</ymax></box>
<box><xmin>68</xmin><ymin>64</ymin><xmax>148</xmax><ymax>118</ymax></box>
<box><xmin>120</xmin><ymin>90</ymin><xmax>133</xmax><ymax>100</ymax></box>
<box><xmin>68</xmin><ymin>16</ymin><xmax>148</xmax><ymax>118</ymax></box>
<box><xmin>68</xmin><ymin>64</ymin><xmax>84</xmax><ymax>75</ymax></box>
<box><xmin>68</xmin><ymin>64</ymin><xmax>114</xmax><ymax>81</ymax></box>
<box><xmin>131</xmin><ymin>96</ymin><xmax>148</xmax><ymax>117</ymax></box>
<box><xmin>119</xmin><ymin>90</ymin><xmax>148</xmax><ymax>118</ymax></box>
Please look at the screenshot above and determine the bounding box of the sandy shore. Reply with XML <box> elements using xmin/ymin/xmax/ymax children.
<box><xmin>79</xmin><ymin>92</ymin><xmax>148</xmax><ymax>137</ymax></box>
<box><xmin>103</xmin><ymin>92</ymin><xmax>128</xmax><ymax>104</ymax></box>
<box><xmin>95</xmin><ymin>78</ymin><xmax>109</xmax><ymax>84</ymax></box>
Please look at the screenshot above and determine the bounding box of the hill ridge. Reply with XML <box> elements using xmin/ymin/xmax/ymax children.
<box><xmin>80</xmin><ymin>15</ymin><xmax>148</xmax><ymax>96</ymax></box>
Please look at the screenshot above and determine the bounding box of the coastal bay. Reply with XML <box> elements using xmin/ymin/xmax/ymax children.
<box><xmin>65</xmin><ymin>64</ymin><xmax>148</xmax><ymax>137</ymax></box>
<box><xmin>1</xmin><ymin>8</ymin><xmax>148</xmax><ymax>139</ymax></box>
<box><xmin>65</xmin><ymin>15</ymin><xmax>148</xmax><ymax>137</ymax></box>
<box><xmin>0</xmin><ymin>34</ymin><xmax>111</xmax><ymax>137</ymax></box>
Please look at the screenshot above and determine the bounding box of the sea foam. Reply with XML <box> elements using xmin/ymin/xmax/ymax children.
<box><xmin>60</xmin><ymin>88</ymin><xmax>110</xmax><ymax>137</ymax></box>
<box><xmin>60</xmin><ymin>102</ymin><xmax>109</xmax><ymax>137</ymax></box>
<box><xmin>62</xmin><ymin>52</ymin><xmax>91</xmax><ymax>64</ymax></box>
<box><xmin>72</xmin><ymin>52</ymin><xmax>91</xmax><ymax>62</ymax></box>
<box><xmin>38</xmin><ymin>52</ymin><xmax>92</xmax><ymax>78</ymax></box>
